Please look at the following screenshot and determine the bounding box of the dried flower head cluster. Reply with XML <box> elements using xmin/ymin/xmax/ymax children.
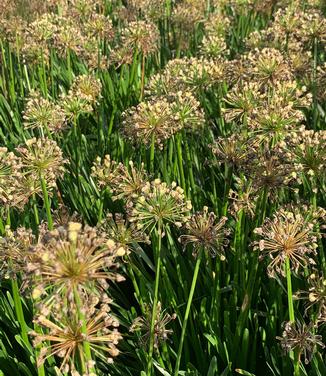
<box><xmin>31</xmin><ymin>297</ymin><xmax>122</xmax><ymax>372</ymax></box>
<box><xmin>277</xmin><ymin>321</ymin><xmax>325</xmax><ymax>364</ymax></box>
<box><xmin>100</xmin><ymin>213</ymin><xmax>150</xmax><ymax>254</ymax></box>
<box><xmin>0</xmin><ymin>139</ymin><xmax>65</xmax><ymax>210</ymax></box>
<box><xmin>25</xmin><ymin>222</ymin><xmax>126</xmax><ymax>371</ymax></box>
<box><xmin>129</xmin><ymin>179</ymin><xmax>192</xmax><ymax>236</ymax></box>
<box><xmin>254</xmin><ymin>207</ymin><xmax>323</xmax><ymax>278</ymax></box>
<box><xmin>130</xmin><ymin>301</ymin><xmax>176</xmax><ymax>349</ymax></box>
<box><xmin>179</xmin><ymin>207</ymin><xmax>229</xmax><ymax>259</ymax></box>
<box><xmin>29</xmin><ymin>222</ymin><xmax>126</xmax><ymax>302</ymax></box>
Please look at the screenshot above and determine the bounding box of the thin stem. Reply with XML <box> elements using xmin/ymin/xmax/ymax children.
<box><xmin>149</xmin><ymin>133</ymin><xmax>155</xmax><ymax>173</ymax></box>
<box><xmin>74</xmin><ymin>287</ymin><xmax>94</xmax><ymax>374</ymax></box>
<box><xmin>40</xmin><ymin>175</ymin><xmax>53</xmax><ymax>230</ymax></box>
<box><xmin>285</xmin><ymin>257</ymin><xmax>300</xmax><ymax>376</ymax></box>
<box><xmin>140</xmin><ymin>54</ymin><xmax>146</xmax><ymax>101</ymax></box>
<box><xmin>147</xmin><ymin>222</ymin><xmax>163</xmax><ymax>376</ymax></box>
<box><xmin>128</xmin><ymin>263</ymin><xmax>145</xmax><ymax>314</ymax></box>
<box><xmin>174</xmin><ymin>250</ymin><xmax>203</xmax><ymax>376</ymax></box>
<box><xmin>176</xmin><ymin>135</ymin><xmax>186</xmax><ymax>192</ymax></box>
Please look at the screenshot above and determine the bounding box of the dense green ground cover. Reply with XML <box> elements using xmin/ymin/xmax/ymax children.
<box><xmin>0</xmin><ymin>1</ymin><xmax>325</xmax><ymax>375</ymax></box>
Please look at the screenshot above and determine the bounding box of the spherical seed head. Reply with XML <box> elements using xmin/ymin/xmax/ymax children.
<box><xmin>16</xmin><ymin>137</ymin><xmax>66</xmax><ymax>188</ymax></box>
<box><xmin>130</xmin><ymin>301</ymin><xmax>176</xmax><ymax>349</ymax></box>
<box><xmin>32</xmin><ymin>298</ymin><xmax>122</xmax><ymax>370</ymax></box>
<box><xmin>179</xmin><ymin>208</ymin><xmax>229</xmax><ymax>258</ymax></box>
<box><xmin>277</xmin><ymin>321</ymin><xmax>325</xmax><ymax>364</ymax></box>
<box><xmin>29</xmin><ymin>223</ymin><xmax>126</xmax><ymax>304</ymax></box>
<box><xmin>121</xmin><ymin>98</ymin><xmax>177</xmax><ymax>149</ymax></box>
<box><xmin>253</xmin><ymin>207</ymin><xmax>322</xmax><ymax>278</ymax></box>
<box><xmin>129</xmin><ymin>180</ymin><xmax>192</xmax><ymax>235</ymax></box>
<box><xmin>23</xmin><ymin>91</ymin><xmax>66</xmax><ymax>132</ymax></box>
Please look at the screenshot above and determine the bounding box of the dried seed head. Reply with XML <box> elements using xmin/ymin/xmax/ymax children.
<box><xmin>277</xmin><ymin>321</ymin><xmax>325</xmax><ymax>364</ymax></box>
<box><xmin>179</xmin><ymin>207</ymin><xmax>229</xmax><ymax>259</ymax></box>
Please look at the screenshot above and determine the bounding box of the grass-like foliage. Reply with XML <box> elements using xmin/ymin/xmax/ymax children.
<box><xmin>0</xmin><ymin>1</ymin><xmax>325</xmax><ymax>376</ymax></box>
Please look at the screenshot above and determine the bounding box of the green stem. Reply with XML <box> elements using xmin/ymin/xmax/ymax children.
<box><xmin>147</xmin><ymin>222</ymin><xmax>163</xmax><ymax>376</ymax></box>
<box><xmin>128</xmin><ymin>263</ymin><xmax>145</xmax><ymax>314</ymax></box>
<box><xmin>174</xmin><ymin>250</ymin><xmax>203</xmax><ymax>376</ymax></box>
<box><xmin>149</xmin><ymin>133</ymin><xmax>155</xmax><ymax>173</ymax></box>
<box><xmin>40</xmin><ymin>176</ymin><xmax>53</xmax><ymax>230</ymax></box>
<box><xmin>176</xmin><ymin>135</ymin><xmax>186</xmax><ymax>192</ymax></box>
<box><xmin>285</xmin><ymin>257</ymin><xmax>300</xmax><ymax>376</ymax></box>
<box><xmin>74</xmin><ymin>288</ymin><xmax>94</xmax><ymax>374</ymax></box>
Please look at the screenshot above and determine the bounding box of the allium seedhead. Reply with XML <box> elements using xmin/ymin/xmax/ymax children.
<box><xmin>16</xmin><ymin>138</ymin><xmax>65</xmax><ymax>188</ymax></box>
<box><xmin>0</xmin><ymin>227</ymin><xmax>36</xmax><ymax>278</ymax></box>
<box><xmin>247</xmin><ymin>48</ymin><xmax>293</xmax><ymax>86</ymax></box>
<box><xmin>32</xmin><ymin>299</ymin><xmax>122</xmax><ymax>370</ymax></box>
<box><xmin>222</xmin><ymin>82</ymin><xmax>263</xmax><ymax>123</ymax></box>
<box><xmin>70</xmin><ymin>74</ymin><xmax>102</xmax><ymax>105</ymax></box>
<box><xmin>296</xmin><ymin>273</ymin><xmax>326</xmax><ymax>315</ymax></box>
<box><xmin>0</xmin><ymin>147</ymin><xmax>22</xmax><ymax>207</ymax></box>
<box><xmin>129</xmin><ymin>180</ymin><xmax>192</xmax><ymax>236</ymax></box>
<box><xmin>254</xmin><ymin>207</ymin><xmax>321</xmax><ymax>277</ymax></box>
<box><xmin>23</xmin><ymin>91</ymin><xmax>66</xmax><ymax>132</ymax></box>
<box><xmin>28</xmin><ymin>223</ymin><xmax>126</xmax><ymax>304</ymax></box>
<box><xmin>170</xmin><ymin>91</ymin><xmax>206</xmax><ymax>132</ymax></box>
<box><xmin>172</xmin><ymin>0</ymin><xmax>206</xmax><ymax>31</ymax></box>
<box><xmin>130</xmin><ymin>301</ymin><xmax>176</xmax><ymax>349</ymax></box>
<box><xmin>229</xmin><ymin>177</ymin><xmax>258</xmax><ymax>219</ymax></box>
<box><xmin>200</xmin><ymin>35</ymin><xmax>228</xmax><ymax>58</ymax></box>
<box><xmin>112</xmin><ymin>160</ymin><xmax>149</xmax><ymax>203</ymax></box>
<box><xmin>100</xmin><ymin>213</ymin><xmax>150</xmax><ymax>255</ymax></box>
<box><xmin>120</xmin><ymin>20</ymin><xmax>160</xmax><ymax>57</ymax></box>
<box><xmin>121</xmin><ymin>98</ymin><xmax>177</xmax><ymax>149</ymax></box>
<box><xmin>277</xmin><ymin>321</ymin><xmax>325</xmax><ymax>364</ymax></box>
<box><xmin>210</xmin><ymin>134</ymin><xmax>253</xmax><ymax>168</ymax></box>
<box><xmin>91</xmin><ymin>154</ymin><xmax>121</xmax><ymax>189</ymax></box>
<box><xmin>179</xmin><ymin>207</ymin><xmax>229</xmax><ymax>259</ymax></box>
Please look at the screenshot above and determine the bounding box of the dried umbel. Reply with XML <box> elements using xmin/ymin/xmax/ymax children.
<box><xmin>60</xmin><ymin>92</ymin><xmax>94</xmax><ymax>122</ymax></box>
<box><xmin>277</xmin><ymin>321</ymin><xmax>325</xmax><ymax>364</ymax></box>
<box><xmin>69</xmin><ymin>74</ymin><xmax>102</xmax><ymax>105</ymax></box>
<box><xmin>119</xmin><ymin>20</ymin><xmax>160</xmax><ymax>57</ymax></box>
<box><xmin>247</xmin><ymin>48</ymin><xmax>293</xmax><ymax>86</ymax></box>
<box><xmin>296</xmin><ymin>273</ymin><xmax>326</xmax><ymax>315</ymax></box>
<box><xmin>112</xmin><ymin>160</ymin><xmax>149</xmax><ymax>203</ymax></box>
<box><xmin>210</xmin><ymin>133</ymin><xmax>253</xmax><ymax>169</ymax></box>
<box><xmin>0</xmin><ymin>226</ymin><xmax>36</xmax><ymax>278</ymax></box>
<box><xmin>279</xmin><ymin>130</ymin><xmax>326</xmax><ymax>182</ymax></box>
<box><xmin>84</xmin><ymin>13</ymin><xmax>114</xmax><ymax>39</ymax></box>
<box><xmin>170</xmin><ymin>91</ymin><xmax>206</xmax><ymax>132</ymax></box>
<box><xmin>127</xmin><ymin>0</ymin><xmax>166</xmax><ymax>21</ymax></box>
<box><xmin>129</xmin><ymin>179</ymin><xmax>192</xmax><ymax>236</ymax></box>
<box><xmin>16</xmin><ymin>138</ymin><xmax>65</xmax><ymax>188</ymax></box>
<box><xmin>121</xmin><ymin>98</ymin><xmax>177</xmax><ymax>149</ymax></box>
<box><xmin>146</xmin><ymin>57</ymin><xmax>225</xmax><ymax>96</ymax></box>
<box><xmin>91</xmin><ymin>154</ymin><xmax>121</xmax><ymax>190</ymax></box>
<box><xmin>222</xmin><ymin>82</ymin><xmax>263</xmax><ymax>123</ymax></box>
<box><xmin>0</xmin><ymin>147</ymin><xmax>22</xmax><ymax>207</ymax></box>
<box><xmin>204</xmin><ymin>12</ymin><xmax>231</xmax><ymax>37</ymax></box>
<box><xmin>130</xmin><ymin>302</ymin><xmax>176</xmax><ymax>349</ymax></box>
<box><xmin>100</xmin><ymin>213</ymin><xmax>150</xmax><ymax>254</ymax></box>
<box><xmin>29</xmin><ymin>222</ymin><xmax>126</xmax><ymax>303</ymax></box>
<box><xmin>244</xmin><ymin>147</ymin><xmax>294</xmax><ymax>194</ymax></box>
<box><xmin>31</xmin><ymin>299</ymin><xmax>122</xmax><ymax>371</ymax></box>
<box><xmin>179</xmin><ymin>207</ymin><xmax>229</xmax><ymax>259</ymax></box>
<box><xmin>228</xmin><ymin>177</ymin><xmax>258</xmax><ymax>219</ymax></box>
<box><xmin>253</xmin><ymin>208</ymin><xmax>320</xmax><ymax>277</ymax></box>
<box><xmin>200</xmin><ymin>35</ymin><xmax>228</xmax><ymax>58</ymax></box>
<box><xmin>23</xmin><ymin>91</ymin><xmax>66</xmax><ymax>132</ymax></box>
<box><xmin>172</xmin><ymin>0</ymin><xmax>206</xmax><ymax>32</ymax></box>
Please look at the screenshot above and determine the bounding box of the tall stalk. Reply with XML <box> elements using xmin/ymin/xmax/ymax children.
<box><xmin>174</xmin><ymin>249</ymin><xmax>203</xmax><ymax>376</ymax></box>
<box><xmin>40</xmin><ymin>175</ymin><xmax>53</xmax><ymax>230</ymax></box>
<box><xmin>147</xmin><ymin>222</ymin><xmax>163</xmax><ymax>376</ymax></box>
<box><xmin>285</xmin><ymin>257</ymin><xmax>300</xmax><ymax>376</ymax></box>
